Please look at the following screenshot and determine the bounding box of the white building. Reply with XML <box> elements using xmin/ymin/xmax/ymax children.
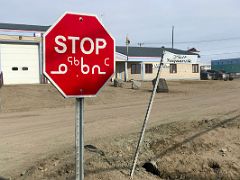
<box><xmin>115</xmin><ymin>46</ymin><xmax>200</xmax><ymax>81</ymax></box>
<box><xmin>0</xmin><ymin>23</ymin><xmax>49</xmax><ymax>85</ymax></box>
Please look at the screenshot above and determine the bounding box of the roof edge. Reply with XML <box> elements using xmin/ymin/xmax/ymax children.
<box><xmin>0</xmin><ymin>23</ymin><xmax>50</xmax><ymax>32</ymax></box>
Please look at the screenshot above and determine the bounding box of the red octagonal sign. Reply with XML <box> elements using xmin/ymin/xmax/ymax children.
<box><xmin>44</xmin><ymin>12</ymin><xmax>115</xmax><ymax>98</ymax></box>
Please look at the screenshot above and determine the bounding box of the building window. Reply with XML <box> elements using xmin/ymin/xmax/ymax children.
<box><xmin>22</xmin><ymin>67</ymin><xmax>28</xmax><ymax>71</ymax></box>
<box><xmin>170</xmin><ymin>64</ymin><xmax>177</xmax><ymax>73</ymax></box>
<box><xmin>131</xmin><ymin>64</ymin><xmax>141</xmax><ymax>74</ymax></box>
<box><xmin>192</xmin><ymin>64</ymin><xmax>199</xmax><ymax>73</ymax></box>
<box><xmin>12</xmin><ymin>67</ymin><xmax>18</xmax><ymax>71</ymax></box>
<box><xmin>145</xmin><ymin>64</ymin><xmax>153</xmax><ymax>74</ymax></box>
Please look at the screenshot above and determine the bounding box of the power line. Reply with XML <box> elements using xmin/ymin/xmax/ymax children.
<box><xmin>200</xmin><ymin>45</ymin><xmax>240</xmax><ymax>52</ymax></box>
<box><xmin>201</xmin><ymin>51</ymin><xmax>240</xmax><ymax>56</ymax></box>
<box><xmin>139</xmin><ymin>36</ymin><xmax>240</xmax><ymax>45</ymax></box>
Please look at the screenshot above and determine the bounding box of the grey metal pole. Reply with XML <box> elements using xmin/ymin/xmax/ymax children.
<box><xmin>172</xmin><ymin>26</ymin><xmax>174</xmax><ymax>49</ymax></box>
<box><xmin>130</xmin><ymin>51</ymin><xmax>165</xmax><ymax>178</ymax></box>
<box><xmin>39</xmin><ymin>33</ymin><xmax>44</xmax><ymax>84</ymax></box>
<box><xmin>76</xmin><ymin>98</ymin><xmax>84</xmax><ymax>180</ymax></box>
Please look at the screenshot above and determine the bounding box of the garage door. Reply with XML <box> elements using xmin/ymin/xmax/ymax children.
<box><xmin>0</xmin><ymin>44</ymin><xmax>40</xmax><ymax>84</ymax></box>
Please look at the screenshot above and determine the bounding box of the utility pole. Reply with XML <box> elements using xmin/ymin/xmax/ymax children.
<box><xmin>172</xmin><ymin>26</ymin><xmax>174</xmax><ymax>49</ymax></box>
<box><xmin>125</xmin><ymin>35</ymin><xmax>130</xmax><ymax>82</ymax></box>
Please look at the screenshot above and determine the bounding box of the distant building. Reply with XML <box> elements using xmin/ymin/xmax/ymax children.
<box><xmin>0</xmin><ymin>23</ymin><xmax>47</xmax><ymax>85</ymax></box>
<box><xmin>211</xmin><ymin>58</ymin><xmax>240</xmax><ymax>73</ymax></box>
<box><xmin>115</xmin><ymin>46</ymin><xmax>200</xmax><ymax>81</ymax></box>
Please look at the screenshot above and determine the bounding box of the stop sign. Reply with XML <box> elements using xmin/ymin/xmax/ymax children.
<box><xmin>44</xmin><ymin>12</ymin><xmax>115</xmax><ymax>98</ymax></box>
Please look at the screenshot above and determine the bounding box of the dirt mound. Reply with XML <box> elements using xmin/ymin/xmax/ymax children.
<box><xmin>146</xmin><ymin>115</ymin><xmax>240</xmax><ymax>179</ymax></box>
<box><xmin>14</xmin><ymin>112</ymin><xmax>240</xmax><ymax>180</ymax></box>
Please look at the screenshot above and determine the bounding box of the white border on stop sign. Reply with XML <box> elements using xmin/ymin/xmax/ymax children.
<box><xmin>43</xmin><ymin>12</ymin><xmax>115</xmax><ymax>98</ymax></box>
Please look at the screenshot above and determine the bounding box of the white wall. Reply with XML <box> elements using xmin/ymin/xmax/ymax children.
<box><xmin>0</xmin><ymin>44</ymin><xmax>40</xmax><ymax>84</ymax></box>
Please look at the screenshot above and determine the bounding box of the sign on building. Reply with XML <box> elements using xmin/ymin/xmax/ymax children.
<box><xmin>162</xmin><ymin>51</ymin><xmax>198</xmax><ymax>64</ymax></box>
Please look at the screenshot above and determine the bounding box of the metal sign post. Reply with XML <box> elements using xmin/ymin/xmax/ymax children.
<box><xmin>130</xmin><ymin>51</ymin><xmax>165</xmax><ymax>178</ymax></box>
<box><xmin>76</xmin><ymin>98</ymin><xmax>84</xmax><ymax>180</ymax></box>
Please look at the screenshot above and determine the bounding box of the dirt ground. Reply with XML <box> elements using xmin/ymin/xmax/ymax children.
<box><xmin>0</xmin><ymin>80</ymin><xmax>240</xmax><ymax>180</ymax></box>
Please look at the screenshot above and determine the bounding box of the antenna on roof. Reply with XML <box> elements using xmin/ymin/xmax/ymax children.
<box><xmin>100</xmin><ymin>14</ymin><xmax>104</xmax><ymax>22</ymax></box>
<box><xmin>137</xmin><ymin>42</ymin><xmax>144</xmax><ymax>47</ymax></box>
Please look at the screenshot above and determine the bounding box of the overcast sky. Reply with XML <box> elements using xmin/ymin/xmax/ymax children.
<box><xmin>0</xmin><ymin>0</ymin><xmax>240</xmax><ymax>64</ymax></box>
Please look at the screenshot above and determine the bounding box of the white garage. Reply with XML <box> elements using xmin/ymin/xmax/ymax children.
<box><xmin>0</xmin><ymin>44</ymin><xmax>40</xmax><ymax>84</ymax></box>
